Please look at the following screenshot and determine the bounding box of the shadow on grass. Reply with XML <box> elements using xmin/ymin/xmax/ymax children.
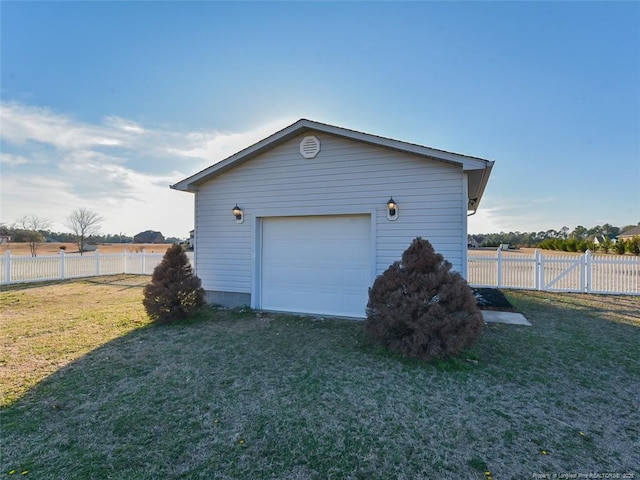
<box><xmin>0</xmin><ymin>274</ymin><xmax>150</xmax><ymax>293</ymax></box>
<box><xmin>84</xmin><ymin>275</ymin><xmax>150</xmax><ymax>290</ymax></box>
<box><xmin>2</xmin><ymin>299</ymin><xmax>639</xmax><ymax>479</ymax></box>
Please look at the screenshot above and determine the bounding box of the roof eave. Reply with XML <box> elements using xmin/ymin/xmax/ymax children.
<box><xmin>466</xmin><ymin>161</ymin><xmax>494</xmax><ymax>213</ymax></box>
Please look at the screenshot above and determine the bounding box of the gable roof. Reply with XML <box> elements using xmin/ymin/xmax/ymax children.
<box><xmin>171</xmin><ymin>119</ymin><xmax>495</xmax><ymax>212</ymax></box>
<box><xmin>133</xmin><ymin>230</ymin><xmax>165</xmax><ymax>243</ymax></box>
<box><xmin>619</xmin><ymin>225</ymin><xmax>640</xmax><ymax>238</ymax></box>
<box><xmin>593</xmin><ymin>235</ymin><xmax>615</xmax><ymax>243</ymax></box>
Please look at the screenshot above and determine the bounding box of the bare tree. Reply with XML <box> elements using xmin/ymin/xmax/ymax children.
<box><xmin>13</xmin><ymin>215</ymin><xmax>52</xmax><ymax>257</ymax></box>
<box><xmin>65</xmin><ymin>208</ymin><xmax>103</xmax><ymax>255</ymax></box>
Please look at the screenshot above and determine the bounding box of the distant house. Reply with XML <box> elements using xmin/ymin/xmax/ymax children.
<box><xmin>618</xmin><ymin>226</ymin><xmax>640</xmax><ymax>240</ymax></box>
<box><xmin>188</xmin><ymin>230</ymin><xmax>195</xmax><ymax>249</ymax></box>
<box><xmin>133</xmin><ymin>230</ymin><xmax>165</xmax><ymax>244</ymax></box>
<box><xmin>467</xmin><ymin>236</ymin><xmax>480</xmax><ymax>248</ymax></box>
<box><xmin>0</xmin><ymin>235</ymin><xmax>11</xmax><ymax>244</ymax></box>
<box><xmin>593</xmin><ymin>235</ymin><xmax>616</xmax><ymax>245</ymax></box>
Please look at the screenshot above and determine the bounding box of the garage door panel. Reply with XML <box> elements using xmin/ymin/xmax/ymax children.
<box><xmin>261</xmin><ymin>215</ymin><xmax>371</xmax><ymax>318</ymax></box>
<box><xmin>342</xmin><ymin>267</ymin><xmax>372</xmax><ymax>287</ymax></box>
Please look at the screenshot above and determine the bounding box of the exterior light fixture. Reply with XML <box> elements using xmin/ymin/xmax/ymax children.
<box><xmin>232</xmin><ymin>204</ymin><xmax>244</xmax><ymax>224</ymax></box>
<box><xmin>386</xmin><ymin>197</ymin><xmax>399</xmax><ymax>221</ymax></box>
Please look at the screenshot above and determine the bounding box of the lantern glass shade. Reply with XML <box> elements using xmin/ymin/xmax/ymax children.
<box><xmin>387</xmin><ymin>197</ymin><xmax>397</xmax><ymax>214</ymax></box>
<box><xmin>232</xmin><ymin>204</ymin><xmax>243</xmax><ymax>219</ymax></box>
<box><xmin>386</xmin><ymin>197</ymin><xmax>398</xmax><ymax>221</ymax></box>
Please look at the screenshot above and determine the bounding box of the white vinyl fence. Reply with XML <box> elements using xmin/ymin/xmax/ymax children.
<box><xmin>0</xmin><ymin>249</ymin><xmax>194</xmax><ymax>285</ymax></box>
<box><xmin>2</xmin><ymin>248</ymin><xmax>639</xmax><ymax>296</ymax></box>
<box><xmin>468</xmin><ymin>249</ymin><xmax>640</xmax><ymax>295</ymax></box>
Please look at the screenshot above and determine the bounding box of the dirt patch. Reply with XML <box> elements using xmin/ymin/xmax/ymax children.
<box><xmin>473</xmin><ymin>288</ymin><xmax>517</xmax><ymax>312</ymax></box>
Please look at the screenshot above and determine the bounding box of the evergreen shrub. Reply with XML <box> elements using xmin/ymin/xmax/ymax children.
<box><xmin>625</xmin><ymin>236</ymin><xmax>640</xmax><ymax>255</ymax></box>
<box><xmin>143</xmin><ymin>244</ymin><xmax>205</xmax><ymax>323</ymax></box>
<box><xmin>364</xmin><ymin>237</ymin><xmax>483</xmax><ymax>361</ymax></box>
<box><xmin>614</xmin><ymin>239</ymin><xmax>627</xmax><ymax>255</ymax></box>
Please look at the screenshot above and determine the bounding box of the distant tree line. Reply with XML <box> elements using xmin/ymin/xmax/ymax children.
<box><xmin>536</xmin><ymin>236</ymin><xmax>640</xmax><ymax>255</ymax></box>
<box><xmin>470</xmin><ymin>222</ymin><xmax>640</xmax><ymax>255</ymax></box>
<box><xmin>1</xmin><ymin>210</ymin><xmax>184</xmax><ymax>257</ymax></box>
<box><xmin>1</xmin><ymin>226</ymin><xmax>183</xmax><ymax>246</ymax></box>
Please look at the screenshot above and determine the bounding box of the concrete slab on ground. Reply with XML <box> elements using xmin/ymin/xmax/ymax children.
<box><xmin>482</xmin><ymin>310</ymin><xmax>531</xmax><ymax>326</ymax></box>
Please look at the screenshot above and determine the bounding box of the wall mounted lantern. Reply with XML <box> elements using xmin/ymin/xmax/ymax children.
<box><xmin>232</xmin><ymin>204</ymin><xmax>244</xmax><ymax>224</ymax></box>
<box><xmin>386</xmin><ymin>197</ymin><xmax>399</xmax><ymax>221</ymax></box>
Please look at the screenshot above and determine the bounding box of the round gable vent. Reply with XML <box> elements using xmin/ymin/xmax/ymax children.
<box><xmin>300</xmin><ymin>135</ymin><xmax>321</xmax><ymax>159</ymax></box>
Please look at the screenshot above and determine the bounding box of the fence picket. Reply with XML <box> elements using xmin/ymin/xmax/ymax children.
<box><xmin>60</xmin><ymin>249</ymin><xmax>65</xmax><ymax>280</ymax></box>
<box><xmin>585</xmin><ymin>250</ymin><xmax>592</xmax><ymax>293</ymax></box>
<box><xmin>4</xmin><ymin>250</ymin><xmax>11</xmax><ymax>284</ymax></box>
<box><xmin>496</xmin><ymin>249</ymin><xmax>503</xmax><ymax>288</ymax></box>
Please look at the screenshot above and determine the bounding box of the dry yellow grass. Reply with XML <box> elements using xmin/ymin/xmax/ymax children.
<box><xmin>0</xmin><ymin>242</ymin><xmax>174</xmax><ymax>256</ymax></box>
<box><xmin>0</xmin><ymin>275</ymin><xmax>152</xmax><ymax>406</ymax></box>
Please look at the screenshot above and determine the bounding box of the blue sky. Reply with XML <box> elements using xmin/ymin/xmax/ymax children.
<box><xmin>1</xmin><ymin>1</ymin><xmax>639</xmax><ymax>238</ymax></box>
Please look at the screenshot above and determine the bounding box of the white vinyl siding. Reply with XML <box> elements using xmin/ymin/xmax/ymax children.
<box><xmin>194</xmin><ymin>132</ymin><xmax>464</xmax><ymax>296</ymax></box>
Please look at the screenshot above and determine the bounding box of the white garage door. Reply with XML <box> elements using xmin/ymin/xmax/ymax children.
<box><xmin>260</xmin><ymin>215</ymin><xmax>372</xmax><ymax>318</ymax></box>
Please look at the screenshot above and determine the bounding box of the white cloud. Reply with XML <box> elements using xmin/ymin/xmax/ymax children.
<box><xmin>0</xmin><ymin>102</ymin><xmax>124</xmax><ymax>150</ymax></box>
<box><xmin>167</xmin><ymin>119</ymin><xmax>294</xmax><ymax>166</ymax></box>
<box><xmin>468</xmin><ymin>196</ymin><xmax>561</xmax><ymax>234</ymax></box>
<box><xmin>104</xmin><ymin>116</ymin><xmax>146</xmax><ymax>135</ymax></box>
<box><xmin>0</xmin><ymin>167</ymin><xmax>193</xmax><ymax>236</ymax></box>
<box><xmin>0</xmin><ymin>174</ymin><xmax>78</xmax><ymax>229</ymax></box>
<box><xmin>0</xmin><ymin>152</ymin><xmax>30</xmax><ymax>166</ymax></box>
<box><xmin>0</xmin><ymin>100</ymin><xmax>293</xmax><ymax>237</ymax></box>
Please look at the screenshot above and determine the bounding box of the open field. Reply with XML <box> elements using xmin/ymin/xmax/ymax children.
<box><xmin>0</xmin><ymin>242</ymin><xmax>175</xmax><ymax>256</ymax></box>
<box><xmin>1</xmin><ymin>276</ymin><xmax>639</xmax><ymax>478</ymax></box>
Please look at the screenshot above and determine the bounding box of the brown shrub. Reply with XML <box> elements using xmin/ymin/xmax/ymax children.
<box><xmin>364</xmin><ymin>237</ymin><xmax>483</xmax><ymax>360</ymax></box>
<box><xmin>143</xmin><ymin>244</ymin><xmax>205</xmax><ymax>324</ymax></box>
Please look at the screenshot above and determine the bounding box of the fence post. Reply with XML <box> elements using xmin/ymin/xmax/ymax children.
<box><xmin>59</xmin><ymin>248</ymin><xmax>66</xmax><ymax>280</ymax></box>
<box><xmin>584</xmin><ymin>249</ymin><xmax>592</xmax><ymax>293</ymax></box>
<box><xmin>538</xmin><ymin>251</ymin><xmax>545</xmax><ymax>290</ymax></box>
<box><xmin>496</xmin><ymin>248</ymin><xmax>503</xmax><ymax>288</ymax></box>
<box><xmin>5</xmin><ymin>249</ymin><xmax>11</xmax><ymax>284</ymax></box>
<box><xmin>95</xmin><ymin>248</ymin><xmax>100</xmax><ymax>276</ymax></box>
<box><xmin>141</xmin><ymin>248</ymin><xmax>146</xmax><ymax>275</ymax></box>
<box><xmin>123</xmin><ymin>249</ymin><xmax>127</xmax><ymax>274</ymax></box>
<box><xmin>534</xmin><ymin>249</ymin><xmax>540</xmax><ymax>290</ymax></box>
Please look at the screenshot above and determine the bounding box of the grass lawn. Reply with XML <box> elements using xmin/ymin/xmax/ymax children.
<box><xmin>1</xmin><ymin>276</ymin><xmax>638</xmax><ymax>479</ymax></box>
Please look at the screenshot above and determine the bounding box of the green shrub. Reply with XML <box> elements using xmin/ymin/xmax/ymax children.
<box><xmin>577</xmin><ymin>240</ymin><xmax>592</xmax><ymax>253</ymax></box>
<box><xmin>143</xmin><ymin>244</ymin><xmax>205</xmax><ymax>323</ymax></box>
<box><xmin>566</xmin><ymin>238</ymin><xmax>578</xmax><ymax>252</ymax></box>
<box><xmin>625</xmin><ymin>236</ymin><xmax>640</xmax><ymax>255</ymax></box>
<box><xmin>614</xmin><ymin>239</ymin><xmax>627</xmax><ymax>255</ymax></box>
<box><xmin>364</xmin><ymin>237</ymin><xmax>483</xmax><ymax>361</ymax></box>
